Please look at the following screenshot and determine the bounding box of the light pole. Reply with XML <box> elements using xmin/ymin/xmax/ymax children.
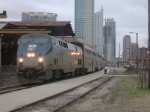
<box><xmin>148</xmin><ymin>0</ymin><xmax>150</xmax><ymax>89</ymax></box>
<box><xmin>129</xmin><ymin>32</ymin><xmax>138</xmax><ymax>66</ymax></box>
<box><xmin>118</xmin><ymin>43</ymin><xmax>120</xmax><ymax>68</ymax></box>
<box><xmin>127</xmin><ymin>48</ymin><xmax>130</xmax><ymax>64</ymax></box>
<box><xmin>122</xmin><ymin>52</ymin><xmax>125</xmax><ymax>67</ymax></box>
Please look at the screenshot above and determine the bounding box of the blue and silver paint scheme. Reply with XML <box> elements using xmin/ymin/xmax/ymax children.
<box><xmin>17</xmin><ymin>33</ymin><xmax>53</xmax><ymax>67</ymax></box>
<box><xmin>17</xmin><ymin>33</ymin><xmax>83</xmax><ymax>83</ymax></box>
<box><xmin>17</xmin><ymin>34</ymin><xmax>54</xmax><ymax>83</ymax></box>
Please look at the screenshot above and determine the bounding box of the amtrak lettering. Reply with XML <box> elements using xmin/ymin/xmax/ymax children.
<box><xmin>27</xmin><ymin>45</ymin><xmax>36</xmax><ymax>51</ymax></box>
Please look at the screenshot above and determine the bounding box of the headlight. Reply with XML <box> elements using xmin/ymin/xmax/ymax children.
<box><xmin>77</xmin><ymin>52</ymin><xmax>80</xmax><ymax>55</ymax></box>
<box><xmin>27</xmin><ymin>53</ymin><xmax>31</xmax><ymax>57</ymax></box>
<box><xmin>27</xmin><ymin>53</ymin><xmax>35</xmax><ymax>57</ymax></box>
<box><xmin>31</xmin><ymin>53</ymin><xmax>35</xmax><ymax>57</ymax></box>
<box><xmin>19</xmin><ymin>58</ymin><xmax>23</xmax><ymax>62</ymax></box>
<box><xmin>38</xmin><ymin>57</ymin><xmax>43</xmax><ymax>62</ymax></box>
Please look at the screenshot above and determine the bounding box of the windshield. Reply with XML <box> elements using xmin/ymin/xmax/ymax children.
<box><xmin>34</xmin><ymin>38</ymin><xmax>47</xmax><ymax>43</ymax></box>
<box><xmin>20</xmin><ymin>37</ymin><xmax>48</xmax><ymax>44</ymax></box>
<box><xmin>20</xmin><ymin>38</ymin><xmax>32</xmax><ymax>44</ymax></box>
<box><xmin>17</xmin><ymin>34</ymin><xmax>52</xmax><ymax>56</ymax></box>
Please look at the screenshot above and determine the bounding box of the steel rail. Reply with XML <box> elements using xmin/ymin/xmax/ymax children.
<box><xmin>0</xmin><ymin>85</ymin><xmax>28</xmax><ymax>95</ymax></box>
<box><xmin>53</xmin><ymin>76</ymin><xmax>113</xmax><ymax>112</ymax></box>
<box><xmin>12</xmin><ymin>75</ymin><xmax>114</xmax><ymax>112</ymax></box>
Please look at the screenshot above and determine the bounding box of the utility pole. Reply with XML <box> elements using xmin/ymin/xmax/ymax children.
<box><xmin>148</xmin><ymin>0</ymin><xmax>150</xmax><ymax>89</ymax></box>
<box><xmin>127</xmin><ymin>48</ymin><xmax>130</xmax><ymax>64</ymax></box>
<box><xmin>122</xmin><ymin>52</ymin><xmax>124</xmax><ymax>67</ymax></box>
<box><xmin>136</xmin><ymin>33</ymin><xmax>138</xmax><ymax>66</ymax></box>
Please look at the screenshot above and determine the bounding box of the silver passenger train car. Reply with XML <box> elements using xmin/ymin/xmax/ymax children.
<box><xmin>17</xmin><ymin>34</ymin><xmax>106</xmax><ymax>83</ymax></box>
<box><xmin>71</xmin><ymin>42</ymin><xmax>105</xmax><ymax>73</ymax></box>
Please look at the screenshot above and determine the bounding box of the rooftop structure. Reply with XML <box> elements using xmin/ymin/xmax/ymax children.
<box><xmin>22</xmin><ymin>12</ymin><xmax>57</xmax><ymax>21</ymax></box>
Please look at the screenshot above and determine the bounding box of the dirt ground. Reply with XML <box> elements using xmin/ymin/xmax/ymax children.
<box><xmin>59</xmin><ymin>68</ymin><xmax>150</xmax><ymax>112</ymax></box>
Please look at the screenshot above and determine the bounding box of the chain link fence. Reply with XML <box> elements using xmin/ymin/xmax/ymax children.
<box><xmin>0</xmin><ymin>65</ymin><xmax>19</xmax><ymax>88</ymax></box>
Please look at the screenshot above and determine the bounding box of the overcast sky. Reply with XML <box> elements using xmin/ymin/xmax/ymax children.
<box><xmin>0</xmin><ymin>0</ymin><xmax>148</xmax><ymax>56</ymax></box>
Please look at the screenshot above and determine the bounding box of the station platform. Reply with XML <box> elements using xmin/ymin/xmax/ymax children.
<box><xmin>0</xmin><ymin>68</ymin><xmax>110</xmax><ymax>112</ymax></box>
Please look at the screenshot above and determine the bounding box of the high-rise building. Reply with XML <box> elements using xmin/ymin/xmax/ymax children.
<box><xmin>94</xmin><ymin>7</ymin><xmax>104</xmax><ymax>55</ymax></box>
<box><xmin>103</xmin><ymin>18</ymin><xmax>116</xmax><ymax>57</ymax></box>
<box><xmin>123</xmin><ymin>35</ymin><xmax>131</xmax><ymax>60</ymax></box>
<box><xmin>22</xmin><ymin>12</ymin><xmax>57</xmax><ymax>21</ymax></box>
<box><xmin>139</xmin><ymin>46</ymin><xmax>148</xmax><ymax>56</ymax></box>
<box><xmin>106</xmin><ymin>44</ymin><xmax>114</xmax><ymax>62</ymax></box>
<box><xmin>75</xmin><ymin>0</ymin><xmax>95</xmax><ymax>45</ymax></box>
<box><xmin>130</xmin><ymin>43</ymin><xmax>137</xmax><ymax>58</ymax></box>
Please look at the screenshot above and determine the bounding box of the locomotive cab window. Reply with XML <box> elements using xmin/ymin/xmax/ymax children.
<box><xmin>63</xmin><ymin>42</ymin><xmax>66</xmax><ymax>48</ymax></box>
<box><xmin>20</xmin><ymin>38</ymin><xmax>32</xmax><ymax>44</ymax></box>
<box><xmin>66</xmin><ymin>43</ymin><xmax>68</xmax><ymax>48</ymax></box>
<box><xmin>75</xmin><ymin>46</ymin><xmax>77</xmax><ymax>51</ymax></box>
<box><xmin>35</xmin><ymin>38</ymin><xmax>47</xmax><ymax>43</ymax></box>
<box><xmin>78</xmin><ymin>59</ymin><xmax>82</xmax><ymax>65</ymax></box>
<box><xmin>59</xmin><ymin>41</ymin><xmax>63</xmax><ymax>47</ymax></box>
<box><xmin>61</xmin><ymin>41</ymin><xmax>64</xmax><ymax>47</ymax></box>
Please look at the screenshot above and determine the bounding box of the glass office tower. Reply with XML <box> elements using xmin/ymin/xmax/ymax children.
<box><xmin>75</xmin><ymin>0</ymin><xmax>95</xmax><ymax>45</ymax></box>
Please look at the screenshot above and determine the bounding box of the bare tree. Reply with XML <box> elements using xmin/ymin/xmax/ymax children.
<box><xmin>143</xmin><ymin>37</ymin><xmax>148</xmax><ymax>46</ymax></box>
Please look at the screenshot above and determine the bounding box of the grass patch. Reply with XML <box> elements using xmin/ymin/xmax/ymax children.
<box><xmin>117</xmin><ymin>71</ymin><xmax>130</xmax><ymax>75</ymax></box>
<box><xmin>106</xmin><ymin>83</ymin><xmax>121</xmax><ymax>104</ymax></box>
<box><xmin>121</xmin><ymin>71</ymin><xmax>129</xmax><ymax>75</ymax></box>
<box><xmin>129</xmin><ymin>88</ymin><xmax>142</xmax><ymax>97</ymax></box>
<box><xmin>129</xmin><ymin>88</ymin><xmax>150</xmax><ymax>98</ymax></box>
<box><xmin>109</xmin><ymin>95</ymin><xmax>117</xmax><ymax>103</ymax></box>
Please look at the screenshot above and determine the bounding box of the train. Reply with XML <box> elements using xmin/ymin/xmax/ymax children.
<box><xmin>17</xmin><ymin>34</ymin><xmax>106</xmax><ymax>83</ymax></box>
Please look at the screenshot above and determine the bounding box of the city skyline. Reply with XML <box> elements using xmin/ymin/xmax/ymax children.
<box><xmin>0</xmin><ymin>0</ymin><xmax>148</xmax><ymax>56</ymax></box>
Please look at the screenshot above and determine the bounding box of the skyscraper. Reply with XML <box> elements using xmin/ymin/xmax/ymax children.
<box><xmin>75</xmin><ymin>0</ymin><xmax>95</xmax><ymax>45</ymax></box>
<box><xmin>94</xmin><ymin>7</ymin><xmax>104</xmax><ymax>55</ymax></box>
<box><xmin>103</xmin><ymin>18</ymin><xmax>116</xmax><ymax>57</ymax></box>
<box><xmin>139</xmin><ymin>46</ymin><xmax>147</xmax><ymax>56</ymax></box>
<box><xmin>130</xmin><ymin>43</ymin><xmax>137</xmax><ymax>58</ymax></box>
<box><xmin>106</xmin><ymin>44</ymin><xmax>114</xmax><ymax>62</ymax></box>
<box><xmin>123</xmin><ymin>35</ymin><xmax>131</xmax><ymax>60</ymax></box>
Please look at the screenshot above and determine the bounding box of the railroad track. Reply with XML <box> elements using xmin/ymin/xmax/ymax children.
<box><xmin>0</xmin><ymin>75</ymin><xmax>84</xmax><ymax>95</ymax></box>
<box><xmin>0</xmin><ymin>83</ymin><xmax>43</xmax><ymax>95</ymax></box>
<box><xmin>14</xmin><ymin>75</ymin><xmax>113</xmax><ymax>112</ymax></box>
<box><xmin>0</xmin><ymin>85</ymin><xmax>36</xmax><ymax>95</ymax></box>
<box><xmin>0</xmin><ymin>71</ymin><xmax>101</xmax><ymax>95</ymax></box>
<box><xmin>0</xmin><ymin>85</ymin><xmax>30</xmax><ymax>95</ymax></box>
